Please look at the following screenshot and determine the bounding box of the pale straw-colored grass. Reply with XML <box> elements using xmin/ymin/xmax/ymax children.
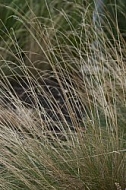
<box><xmin>0</xmin><ymin>1</ymin><xmax>125</xmax><ymax>190</ymax></box>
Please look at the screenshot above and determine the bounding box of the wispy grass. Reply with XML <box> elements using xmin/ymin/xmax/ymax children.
<box><xmin>0</xmin><ymin>1</ymin><xmax>125</xmax><ymax>190</ymax></box>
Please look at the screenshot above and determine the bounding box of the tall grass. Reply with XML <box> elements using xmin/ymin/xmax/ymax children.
<box><xmin>0</xmin><ymin>1</ymin><xmax>125</xmax><ymax>190</ymax></box>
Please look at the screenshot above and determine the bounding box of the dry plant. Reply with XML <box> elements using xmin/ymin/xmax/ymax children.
<box><xmin>0</xmin><ymin>1</ymin><xmax>125</xmax><ymax>190</ymax></box>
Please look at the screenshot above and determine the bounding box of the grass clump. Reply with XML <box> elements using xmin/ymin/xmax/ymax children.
<box><xmin>0</xmin><ymin>1</ymin><xmax>126</xmax><ymax>190</ymax></box>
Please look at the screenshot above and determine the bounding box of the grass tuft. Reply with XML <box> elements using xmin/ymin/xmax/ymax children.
<box><xmin>0</xmin><ymin>1</ymin><xmax>125</xmax><ymax>190</ymax></box>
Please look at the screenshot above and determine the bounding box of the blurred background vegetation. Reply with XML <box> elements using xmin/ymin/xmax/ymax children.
<box><xmin>0</xmin><ymin>0</ymin><xmax>126</xmax><ymax>78</ymax></box>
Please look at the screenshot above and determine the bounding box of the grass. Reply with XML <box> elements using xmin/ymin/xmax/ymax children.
<box><xmin>0</xmin><ymin>1</ymin><xmax>126</xmax><ymax>189</ymax></box>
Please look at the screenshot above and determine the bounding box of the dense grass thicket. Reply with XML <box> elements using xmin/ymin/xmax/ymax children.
<box><xmin>0</xmin><ymin>1</ymin><xmax>125</xmax><ymax>190</ymax></box>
